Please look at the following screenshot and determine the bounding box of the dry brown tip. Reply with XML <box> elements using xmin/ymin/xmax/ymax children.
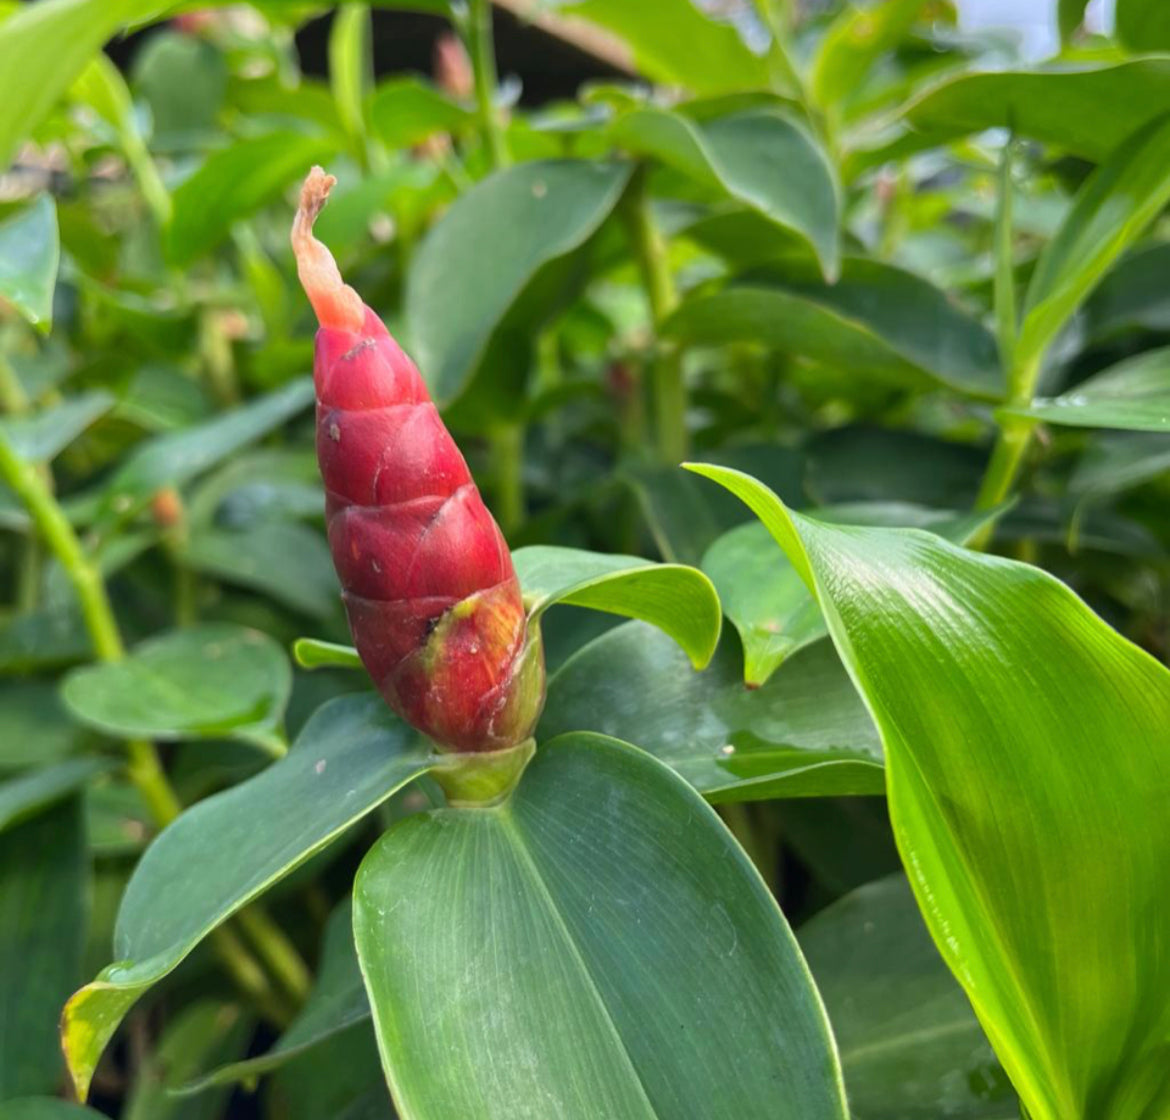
<box><xmin>291</xmin><ymin>166</ymin><xmax>364</xmax><ymax>332</ymax></box>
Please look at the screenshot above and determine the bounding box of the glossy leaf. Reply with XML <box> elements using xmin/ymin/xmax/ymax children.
<box><xmin>97</xmin><ymin>378</ymin><xmax>314</xmax><ymax>526</ymax></box>
<box><xmin>0</xmin><ymin>392</ymin><xmax>114</xmax><ymax>464</ymax></box>
<box><xmin>1018</xmin><ymin>114</ymin><xmax>1170</xmax><ymax>371</ymax></box>
<box><xmin>179</xmin><ymin>901</ymin><xmax>366</xmax><ymax>1093</ymax></box>
<box><xmin>0</xmin><ymin>194</ymin><xmax>59</xmax><ymax>331</ymax></box>
<box><xmin>799</xmin><ymin>874</ymin><xmax>1015</xmax><ymax>1119</ymax></box>
<box><xmin>0</xmin><ymin>0</ymin><xmax>137</xmax><ymax>170</ymax></box>
<box><xmin>370</xmin><ymin>76</ymin><xmax>471</xmax><ymax>151</ymax></box>
<box><xmin>902</xmin><ymin>60</ymin><xmax>1170</xmax><ymax>161</ymax></box>
<box><xmin>61</xmin><ymin>624</ymin><xmax>291</xmax><ymax>749</ymax></box>
<box><xmin>406</xmin><ymin>160</ymin><xmax>631</xmax><ymax>413</ymax></box>
<box><xmin>62</xmin><ymin>695</ymin><xmax>432</xmax><ymax>1102</ymax></box>
<box><xmin>664</xmin><ymin>260</ymin><xmax>1001</xmax><ymax>398</ymax></box>
<box><xmin>354</xmin><ymin>733</ymin><xmax>848</xmax><ymax>1119</ymax></box>
<box><xmin>703</xmin><ymin>506</ymin><xmax>1001</xmax><ymax>687</ymax></box>
<box><xmin>560</xmin><ymin>0</ymin><xmax>770</xmax><ymax>95</ymax></box>
<box><xmin>1004</xmin><ymin>347</ymin><xmax>1170</xmax><ymax>431</ymax></box>
<box><xmin>167</xmin><ymin>132</ymin><xmax>337</xmax><ymax>265</ymax></box>
<box><xmin>0</xmin><ymin>798</ymin><xmax>85</xmax><ymax>1098</ymax></box>
<box><xmin>513</xmin><ymin>544</ymin><xmax>721</xmax><ymax>669</ymax></box>
<box><xmin>1116</xmin><ymin>0</ymin><xmax>1170</xmax><ymax>51</ymax></box>
<box><xmin>540</xmin><ymin>622</ymin><xmax>883</xmax><ymax>801</ymax></box>
<box><xmin>688</xmin><ymin>463</ymin><xmax>1170</xmax><ymax>1120</ymax></box>
<box><xmin>612</xmin><ymin>108</ymin><xmax>839</xmax><ymax>277</ymax></box>
<box><xmin>0</xmin><ymin>757</ymin><xmax>114</xmax><ymax>833</ymax></box>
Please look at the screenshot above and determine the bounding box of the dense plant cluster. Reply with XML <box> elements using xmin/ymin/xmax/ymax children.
<box><xmin>1</xmin><ymin>1</ymin><xmax>1169</xmax><ymax>1119</ymax></box>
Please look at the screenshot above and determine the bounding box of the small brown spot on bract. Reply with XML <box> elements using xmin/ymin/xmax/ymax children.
<box><xmin>329</xmin><ymin>422</ymin><xmax>341</xmax><ymax>442</ymax></box>
<box><xmin>532</xmin><ymin>180</ymin><xmax>547</xmax><ymax>198</ymax></box>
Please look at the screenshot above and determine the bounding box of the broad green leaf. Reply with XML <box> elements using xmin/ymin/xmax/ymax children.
<box><xmin>1085</xmin><ymin>242</ymin><xmax>1170</xmax><ymax>337</ymax></box>
<box><xmin>0</xmin><ymin>392</ymin><xmax>114</xmax><ymax>463</ymax></box>
<box><xmin>0</xmin><ymin>1102</ymin><xmax>108</xmax><ymax>1119</ymax></box>
<box><xmin>330</xmin><ymin>3</ymin><xmax>373</xmax><ymax>149</ymax></box>
<box><xmin>612</xmin><ymin>108</ymin><xmax>839</xmax><ymax>277</ymax></box>
<box><xmin>0</xmin><ymin>799</ymin><xmax>85</xmax><ymax>1097</ymax></box>
<box><xmin>901</xmin><ymin>60</ymin><xmax>1170</xmax><ymax>162</ymax></box>
<box><xmin>131</xmin><ymin>30</ymin><xmax>227</xmax><ymax>146</ymax></box>
<box><xmin>62</xmin><ymin>695</ymin><xmax>432</xmax><ymax>1102</ymax></box>
<box><xmin>182</xmin><ymin>521</ymin><xmax>340</xmax><ymax>620</ymax></box>
<box><xmin>687</xmin><ymin>463</ymin><xmax>1170</xmax><ymax>1120</ymax></box>
<box><xmin>0</xmin><ymin>195</ymin><xmax>59</xmax><ymax>331</ymax></box>
<box><xmin>97</xmin><ymin>378</ymin><xmax>314</xmax><ymax>527</ymax></box>
<box><xmin>293</xmin><ymin>637</ymin><xmax>363</xmax><ymax>671</ymax></box>
<box><xmin>406</xmin><ymin>160</ymin><xmax>631</xmax><ymax>414</ymax></box>
<box><xmin>1071</xmin><ymin>431</ymin><xmax>1170</xmax><ymax>497</ymax></box>
<box><xmin>799</xmin><ymin>874</ymin><xmax>1015</xmax><ymax>1119</ymax></box>
<box><xmin>0</xmin><ymin>603</ymin><xmax>91</xmax><ymax>673</ymax></box>
<box><xmin>167</xmin><ymin>132</ymin><xmax>337</xmax><ymax>265</ymax></box>
<box><xmin>703</xmin><ymin>506</ymin><xmax>1002</xmax><ymax>687</ymax></box>
<box><xmin>811</xmin><ymin>0</ymin><xmax>925</xmax><ymax>120</ymax></box>
<box><xmin>265</xmin><ymin>1021</ymin><xmax>387</xmax><ymax>1120</ymax></box>
<box><xmin>1018</xmin><ymin>114</ymin><xmax>1170</xmax><ymax>371</ymax></box>
<box><xmin>178</xmin><ymin>901</ymin><xmax>367</xmax><ymax>1093</ymax></box>
<box><xmin>369</xmin><ymin>77</ymin><xmax>472</xmax><ymax>151</ymax></box>
<box><xmin>513</xmin><ymin>544</ymin><xmax>721</xmax><ymax>669</ymax></box>
<box><xmin>540</xmin><ymin>622</ymin><xmax>883</xmax><ymax>800</ymax></box>
<box><xmin>0</xmin><ymin>679</ymin><xmax>84</xmax><ymax>769</ymax></box>
<box><xmin>61</xmin><ymin>624</ymin><xmax>291</xmax><ymax>751</ymax></box>
<box><xmin>1003</xmin><ymin>347</ymin><xmax>1170</xmax><ymax>431</ymax></box>
<box><xmin>560</xmin><ymin>0</ymin><xmax>770</xmax><ymax>96</ymax></box>
<box><xmin>354</xmin><ymin>733</ymin><xmax>848</xmax><ymax>1119</ymax></box>
<box><xmin>0</xmin><ymin>757</ymin><xmax>114</xmax><ymax>833</ymax></box>
<box><xmin>124</xmin><ymin>1000</ymin><xmax>253</xmax><ymax>1120</ymax></box>
<box><xmin>664</xmin><ymin>260</ymin><xmax>1001</xmax><ymax>398</ymax></box>
<box><xmin>1116</xmin><ymin>0</ymin><xmax>1170</xmax><ymax>52</ymax></box>
<box><xmin>0</xmin><ymin>0</ymin><xmax>137</xmax><ymax>170</ymax></box>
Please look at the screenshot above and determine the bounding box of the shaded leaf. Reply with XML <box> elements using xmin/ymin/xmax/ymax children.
<box><xmin>354</xmin><ymin>733</ymin><xmax>849</xmax><ymax>1119</ymax></box>
<box><xmin>1116</xmin><ymin>0</ymin><xmax>1170</xmax><ymax>52</ymax></box>
<box><xmin>62</xmin><ymin>695</ymin><xmax>432</xmax><ymax>1102</ymax></box>
<box><xmin>540</xmin><ymin>621</ymin><xmax>883</xmax><ymax>801</ymax></box>
<box><xmin>0</xmin><ymin>195</ymin><xmax>59</xmax><ymax>331</ymax></box>
<box><xmin>0</xmin><ymin>757</ymin><xmax>115</xmax><ymax>833</ymax></box>
<box><xmin>0</xmin><ymin>678</ymin><xmax>84</xmax><ymax>770</ymax></box>
<box><xmin>369</xmin><ymin>76</ymin><xmax>471</xmax><ymax>151</ymax></box>
<box><xmin>0</xmin><ymin>392</ymin><xmax>114</xmax><ymax>463</ymax></box>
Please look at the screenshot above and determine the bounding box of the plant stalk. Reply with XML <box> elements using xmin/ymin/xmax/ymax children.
<box><xmin>463</xmin><ymin>0</ymin><xmax>509</xmax><ymax>171</ymax></box>
<box><xmin>0</xmin><ymin>433</ymin><xmax>304</xmax><ymax>1022</ymax></box>
<box><xmin>489</xmin><ymin>422</ymin><xmax>525</xmax><ymax>535</ymax></box>
<box><xmin>622</xmin><ymin>167</ymin><xmax>684</xmax><ymax>464</ymax></box>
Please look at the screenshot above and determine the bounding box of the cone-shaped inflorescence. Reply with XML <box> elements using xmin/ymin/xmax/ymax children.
<box><xmin>292</xmin><ymin>167</ymin><xmax>544</xmax><ymax>753</ymax></box>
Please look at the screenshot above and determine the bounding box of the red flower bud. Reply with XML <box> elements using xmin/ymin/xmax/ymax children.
<box><xmin>292</xmin><ymin>167</ymin><xmax>544</xmax><ymax>753</ymax></box>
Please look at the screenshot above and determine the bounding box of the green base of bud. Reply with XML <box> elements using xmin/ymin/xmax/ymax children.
<box><xmin>430</xmin><ymin>737</ymin><xmax>536</xmax><ymax>808</ymax></box>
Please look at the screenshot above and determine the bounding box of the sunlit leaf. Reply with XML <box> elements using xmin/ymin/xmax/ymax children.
<box><xmin>0</xmin><ymin>195</ymin><xmax>59</xmax><ymax>331</ymax></box>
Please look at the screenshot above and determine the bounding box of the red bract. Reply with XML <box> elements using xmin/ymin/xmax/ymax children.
<box><xmin>292</xmin><ymin>167</ymin><xmax>544</xmax><ymax>753</ymax></box>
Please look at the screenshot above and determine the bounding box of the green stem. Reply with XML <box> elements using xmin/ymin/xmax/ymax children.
<box><xmin>622</xmin><ymin>167</ymin><xmax>684</xmax><ymax>464</ymax></box>
<box><xmin>209</xmin><ymin>925</ymin><xmax>295</xmax><ymax>1027</ymax></box>
<box><xmin>463</xmin><ymin>0</ymin><xmax>508</xmax><ymax>170</ymax></box>
<box><xmin>235</xmin><ymin>907</ymin><xmax>312</xmax><ymax>1004</ymax></box>
<box><xmin>994</xmin><ymin>137</ymin><xmax>1018</xmax><ymax>374</ymax></box>
<box><xmin>490</xmin><ymin>422</ymin><xmax>525</xmax><ymax>535</ymax></box>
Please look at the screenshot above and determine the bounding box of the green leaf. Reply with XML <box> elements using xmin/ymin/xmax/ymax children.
<box><xmin>167</xmin><ymin>132</ymin><xmax>337</xmax><ymax>265</ymax></box>
<box><xmin>811</xmin><ymin>0</ymin><xmax>925</xmax><ymax>120</ymax></box>
<box><xmin>131</xmin><ymin>30</ymin><xmax>227</xmax><ymax>146</ymax></box>
<box><xmin>1003</xmin><ymin>347</ymin><xmax>1170</xmax><ymax>431</ymax></box>
<box><xmin>265</xmin><ymin>1021</ymin><xmax>387</xmax><ymax>1120</ymax></box>
<box><xmin>0</xmin><ymin>391</ymin><xmax>114</xmax><ymax>463</ymax></box>
<box><xmin>178</xmin><ymin>900</ymin><xmax>366</xmax><ymax>1093</ymax></box>
<box><xmin>664</xmin><ymin>259</ymin><xmax>1001</xmax><ymax>399</ymax></box>
<box><xmin>1116</xmin><ymin>0</ymin><xmax>1170</xmax><ymax>51</ymax></box>
<box><xmin>612</xmin><ymin>108</ymin><xmax>839</xmax><ymax>278</ymax></box>
<box><xmin>182</xmin><ymin>521</ymin><xmax>340</xmax><ymax>620</ymax></box>
<box><xmin>98</xmin><ymin>378</ymin><xmax>314</xmax><ymax>526</ymax></box>
<box><xmin>61</xmin><ymin>624</ymin><xmax>291</xmax><ymax>751</ymax></box>
<box><xmin>0</xmin><ymin>1102</ymin><xmax>108</xmax><ymax>1120</ymax></box>
<box><xmin>406</xmin><ymin>160</ymin><xmax>631</xmax><ymax>415</ymax></box>
<box><xmin>513</xmin><ymin>545</ymin><xmax>722</xmax><ymax>669</ymax></box>
<box><xmin>686</xmin><ymin>463</ymin><xmax>1170</xmax><ymax>1120</ymax></box>
<box><xmin>369</xmin><ymin>76</ymin><xmax>472</xmax><ymax>151</ymax></box>
<box><xmin>560</xmin><ymin>0</ymin><xmax>770</xmax><ymax>95</ymax></box>
<box><xmin>0</xmin><ymin>799</ymin><xmax>85</xmax><ymax>1098</ymax></box>
<box><xmin>124</xmin><ymin>1000</ymin><xmax>253</xmax><ymax>1120</ymax></box>
<box><xmin>902</xmin><ymin>60</ymin><xmax>1170</xmax><ymax>162</ymax></box>
<box><xmin>0</xmin><ymin>0</ymin><xmax>138</xmax><ymax>170</ymax></box>
<box><xmin>0</xmin><ymin>679</ymin><xmax>84</xmax><ymax>769</ymax></box>
<box><xmin>540</xmin><ymin>622</ymin><xmax>883</xmax><ymax>800</ymax></box>
<box><xmin>1071</xmin><ymin>431</ymin><xmax>1170</xmax><ymax>497</ymax></box>
<box><xmin>0</xmin><ymin>757</ymin><xmax>115</xmax><ymax>833</ymax></box>
<box><xmin>330</xmin><ymin>3</ymin><xmax>373</xmax><ymax>149</ymax></box>
<box><xmin>0</xmin><ymin>195</ymin><xmax>59</xmax><ymax>331</ymax></box>
<box><xmin>702</xmin><ymin>506</ymin><xmax>1002</xmax><ymax>687</ymax></box>
<box><xmin>293</xmin><ymin>637</ymin><xmax>364</xmax><ymax>671</ymax></box>
<box><xmin>62</xmin><ymin>695</ymin><xmax>432</xmax><ymax>1102</ymax></box>
<box><xmin>799</xmin><ymin>874</ymin><xmax>1015</xmax><ymax>1119</ymax></box>
<box><xmin>354</xmin><ymin>733</ymin><xmax>848</xmax><ymax>1119</ymax></box>
<box><xmin>1058</xmin><ymin>0</ymin><xmax>1090</xmax><ymax>44</ymax></box>
<box><xmin>1018</xmin><ymin>114</ymin><xmax>1170</xmax><ymax>371</ymax></box>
